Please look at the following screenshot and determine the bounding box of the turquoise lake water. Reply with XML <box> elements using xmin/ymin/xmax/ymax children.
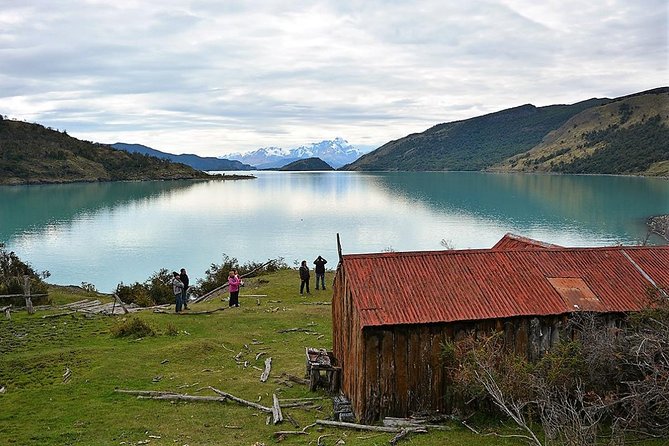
<box><xmin>1</xmin><ymin>171</ymin><xmax>667</xmax><ymax>292</ymax></box>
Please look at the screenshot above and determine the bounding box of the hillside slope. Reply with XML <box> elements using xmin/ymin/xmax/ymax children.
<box><xmin>494</xmin><ymin>88</ymin><xmax>669</xmax><ymax>175</ymax></box>
<box><xmin>0</xmin><ymin>119</ymin><xmax>214</xmax><ymax>185</ymax></box>
<box><xmin>343</xmin><ymin>98</ymin><xmax>609</xmax><ymax>171</ymax></box>
<box><xmin>112</xmin><ymin>143</ymin><xmax>254</xmax><ymax>171</ymax></box>
<box><xmin>278</xmin><ymin>157</ymin><xmax>334</xmax><ymax>171</ymax></box>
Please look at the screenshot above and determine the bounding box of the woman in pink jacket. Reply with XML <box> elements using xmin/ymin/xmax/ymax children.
<box><xmin>228</xmin><ymin>270</ymin><xmax>242</xmax><ymax>307</ymax></box>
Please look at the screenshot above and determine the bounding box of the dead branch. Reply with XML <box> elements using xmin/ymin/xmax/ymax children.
<box><xmin>112</xmin><ymin>293</ymin><xmax>130</xmax><ymax>314</ymax></box>
<box><xmin>271</xmin><ymin>394</ymin><xmax>283</xmax><ymax>424</ymax></box>
<box><xmin>153</xmin><ymin>307</ymin><xmax>227</xmax><ymax>315</ymax></box>
<box><xmin>42</xmin><ymin>311</ymin><xmax>76</xmax><ymax>319</ymax></box>
<box><xmin>277</xmin><ymin>327</ymin><xmax>313</xmax><ymax>333</ymax></box>
<box><xmin>285</xmin><ymin>373</ymin><xmax>309</xmax><ymax>386</ymax></box>
<box><xmin>115</xmin><ymin>389</ymin><xmax>177</xmax><ymax>396</ymax></box>
<box><xmin>272</xmin><ymin>422</ymin><xmax>316</xmax><ymax>439</ymax></box>
<box><xmin>317</xmin><ymin>434</ymin><xmax>334</xmax><ymax>445</ymax></box>
<box><xmin>260</xmin><ymin>357</ymin><xmax>272</xmax><ymax>382</ymax></box>
<box><xmin>315</xmin><ymin>419</ymin><xmax>418</xmax><ymax>433</ymax></box>
<box><xmin>139</xmin><ymin>394</ymin><xmax>228</xmax><ymax>403</ymax></box>
<box><xmin>208</xmin><ymin>386</ymin><xmax>272</xmax><ymax>413</ymax></box>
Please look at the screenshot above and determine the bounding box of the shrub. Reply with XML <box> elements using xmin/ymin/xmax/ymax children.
<box><xmin>115</xmin><ymin>268</ymin><xmax>175</xmax><ymax>307</ymax></box>
<box><xmin>110</xmin><ymin>317</ymin><xmax>155</xmax><ymax>338</ymax></box>
<box><xmin>0</xmin><ymin>243</ymin><xmax>49</xmax><ymax>295</ymax></box>
<box><xmin>196</xmin><ymin>254</ymin><xmax>287</xmax><ymax>294</ymax></box>
<box><xmin>165</xmin><ymin>323</ymin><xmax>178</xmax><ymax>336</ymax></box>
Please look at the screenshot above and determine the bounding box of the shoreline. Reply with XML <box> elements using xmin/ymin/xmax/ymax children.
<box><xmin>0</xmin><ymin>173</ymin><xmax>256</xmax><ymax>187</ymax></box>
<box><xmin>647</xmin><ymin>215</ymin><xmax>669</xmax><ymax>242</ymax></box>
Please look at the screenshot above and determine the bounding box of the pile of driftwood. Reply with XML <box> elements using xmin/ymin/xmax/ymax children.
<box><xmin>34</xmin><ymin>297</ymin><xmax>138</xmax><ymax>317</ymax></box>
<box><xmin>115</xmin><ymin>387</ymin><xmax>452</xmax><ymax>444</ymax></box>
<box><xmin>115</xmin><ymin>387</ymin><xmax>321</xmax><ymax>426</ymax></box>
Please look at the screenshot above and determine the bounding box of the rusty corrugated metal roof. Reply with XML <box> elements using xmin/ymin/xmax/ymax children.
<box><xmin>492</xmin><ymin>233</ymin><xmax>563</xmax><ymax>250</ymax></box>
<box><xmin>341</xmin><ymin>246</ymin><xmax>669</xmax><ymax>328</ymax></box>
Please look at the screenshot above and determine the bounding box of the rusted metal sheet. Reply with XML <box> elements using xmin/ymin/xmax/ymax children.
<box><xmin>547</xmin><ymin>277</ymin><xmax>605</xmax><ymax>312</ymax></box>
<box><xmin>492</xmin><ymin>233</ymin><xmax>563</xmax><ymax>250</ymax></box>
<box><xmin>339</xmin><ymin>246</ymin><xmax>669</xmax><ymax>328</ymax></box>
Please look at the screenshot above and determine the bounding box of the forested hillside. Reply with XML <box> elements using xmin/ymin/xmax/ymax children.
<box><xmin>343</xmin><ymin>98</ymin><xmax>609</xmax><ymax>171</ymax></box>
<box><xmin>343</xmin><ymin>87</ymin><xmax>668</xmax><ymax>176</ymax></box>
<box><xmin>495</xmin><ymin>88</ymin><xmax>669</xmax><ymax>175</ymax></box>
<box><xmin>0</xmin><ymin>118</ymin><xmax>214</xmax><ymax>184</ymax></box>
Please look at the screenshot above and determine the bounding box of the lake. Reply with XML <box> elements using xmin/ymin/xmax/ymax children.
<box><xmin>1</xmin><ymin>171</ymin><xmax>667</xmax><ymax>292</ymax></box>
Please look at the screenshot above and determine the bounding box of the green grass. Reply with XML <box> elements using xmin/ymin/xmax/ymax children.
<box><xmin>1</xmin><ymin>270</ymin><xmax>661</xmax><ymax>445</ymax></box>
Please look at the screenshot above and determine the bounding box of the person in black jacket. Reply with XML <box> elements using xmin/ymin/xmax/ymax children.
<box><xmin>313</xmin><ymin>256</ymin><xmax>327</xmax><ymax>290</ymax></box>
<box><xmin>179</xmin><ymin>268</ymin><xmax>189</xmax><ymax>310</ymax></box>
<box><xmin>299</xmin><ymin>260</ymin><xmax>310</xmax><ymax>295</ymax></box>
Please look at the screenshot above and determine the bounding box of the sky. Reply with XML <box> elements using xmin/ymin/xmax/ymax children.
<box><xmin>1</xmin><ymin>0</ymin><xmax>667</xmax><ymax>157</ymax></box>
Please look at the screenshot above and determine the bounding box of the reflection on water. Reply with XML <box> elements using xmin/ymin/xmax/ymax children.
<box><xmin>1</xmin><ymin>172</ymin><xmax>667</xmax><ymax>292</ymax></box>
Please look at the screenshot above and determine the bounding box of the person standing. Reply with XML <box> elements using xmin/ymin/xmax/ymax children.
<box><xmin>299</xmin><ymin>260</ymin><xmax>310</xmax><ymax>295</ymax></box>
<box><xmin>228</xmin><ymin>270</ymin><xmax>242</xmax><ymax>307</ymax></box>
<box><xmin>313</xmin><ymin>256</ymin><xmax>327</xmax><ymax>290</ymax></box>
<box><xmin>180</xmin><ymin>268</ymin><xmax>190</xmax><ymax>310</ymax></box>
<box><xmin>171</xmin><ymin>271</ymin><xmax>185</xmax><ymax>313</ymax></box>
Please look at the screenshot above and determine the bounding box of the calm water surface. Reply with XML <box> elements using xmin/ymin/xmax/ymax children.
<box><xmin>1</xmin><ymin>171</ymin><xmax>667</xmax><ymax>292</ymax></box>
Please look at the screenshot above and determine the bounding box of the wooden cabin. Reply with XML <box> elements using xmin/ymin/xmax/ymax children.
<box><xmin>331</xmin><ymin>236</ymin><xmax>669</xmax><ymax>423</ymax></box>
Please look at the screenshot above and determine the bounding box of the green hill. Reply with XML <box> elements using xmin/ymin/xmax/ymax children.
<box><xmin>0</xmin><ymin>118</ymin><xmax>216</xmax><ymax>184</ymax></box>
<box><xmin>343</xmin><ymin>98</ymin><xmax>609</xmax><ymax>171</ymax></box>
<box><xmin>279</xmin><ymin>157</ymin><xmax>334</xmax><ymax>171</ymax></box>
<box><xmin>342</xmin><ymin>87</ymin><xmax>668</xmax><ymax>175</ymax></box>
<box><xmin>494</xmin><ymin>88</ymin><xmax>669</xmax><ymax>175</ymax></box>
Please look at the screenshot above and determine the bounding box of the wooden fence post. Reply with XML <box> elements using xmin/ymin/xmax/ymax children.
<box><xmin>24</xmin><ymin>275</ymin><xmax>35</xmax><ymax>315</ymax></box>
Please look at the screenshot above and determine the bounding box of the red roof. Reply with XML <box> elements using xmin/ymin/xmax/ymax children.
<box><xmin>492</xmin><ymin>233</ymin><xmax>562</xmax><ymax>250</ymax></box>
<box><xmin>341</xmin><ymin>246</ymin><xmax>669</xmax><ymax>328</ymax></box>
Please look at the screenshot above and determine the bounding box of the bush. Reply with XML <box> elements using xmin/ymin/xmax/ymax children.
<box><xmin>115</xmin><ymin>268</ymin><xmax>175</xmax><ymax>307</ymax></box>
<box><xmin>447</xmin><ymin>302</ymin><xmax>669</xmax><ymax>445</ymax></box>
<box><xmin>110</xmin><ymin>317</ymin><xmax>155</xmax><ymax>338</ymax></box>
<box><xmin>0</xmin><ymin>243</ymin><xmax>49</xmax><ymax>295</ymax></box>
<box><xmin>196</xmin><ymin>254</ymin><xmax>287</xmax><ymax>295</ymax></box>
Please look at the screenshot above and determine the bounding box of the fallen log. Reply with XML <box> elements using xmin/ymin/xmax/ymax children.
<box><xmin>208</xmin><ymin>386</ymin><xmax>272</xmax><ymax>413</ymax></box>
<box><xmin>383</xmin><ymin>417</ymin><xmax>451</xmax><ymax>431</ymax></box>
<box><xmin>277</xmin><ymin>327</ymin><xmax>312</xmax><ymax>333</ymax></box>
<box><xmin>115</xmin><ymin>389</ymin><xmax>178</xmax><ymax>396</ymax></box>
<box><xmin>153</xmin><ymin>307</ymin><xmax>227</xmax><ymax>315</ymax></box>
<box><xmin>272</xmin><ymin>422</ymin><xmax>316</xmax><ymax>439</ymax></box>
<box><xmin>260</xmin><ymin>357</ymin><xmax>272</xmax><ymax>382</ymax></box>
<box><xmin>315</xmin><ymin>419</ymin><xmax>425</xmax><ymax>434</ymax></box>
<box><xmin>113</xmin><ymin>293</ymin><xmax>130</xmax><ymax>314</ymax></box>
<box><xmin>138</xmin><ymin>394</ymin><xmax>228</xmax><ymax>403</ymax></box>
<box><xmin>285</xmin><ymin>374</ymin><xmax>309</xmax><ymax>386</ymax></box>
<box><xmin>271</xmin><ymin>393</ymin><xmax>283</xmax><ymax>424</ymax></box>
<box><xmin>42</xmin><ymin>311</ymin><xmax>76</xmax><ymax>319</ymax></box>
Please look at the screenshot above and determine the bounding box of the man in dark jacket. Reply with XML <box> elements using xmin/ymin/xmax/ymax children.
<box><xmin>313</xmin><ymin>256</ymin><xmax>327</xmax><ymax>290</ymax></box>
<box><xmin>180</xmin><ymin>268</ymin><xmax>189</xmax><ymax>310</ymax></box>
<box><xmin>299</xmin><ymin>260</ymin><xmax>310</xmax><ymax>295</ymax></box>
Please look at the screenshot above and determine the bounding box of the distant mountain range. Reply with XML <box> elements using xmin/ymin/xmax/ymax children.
<box><xmin>111</xmin><ymin>143</ymin><xmax>254</xmax><ymax>171</ymax></box>
<box><xmin>344</xmin><ymin>87</ymin><xmax>668</xmax><ymax>176</ymax></box>
<box><xmin>228</xmin><ymin>137</ymin><xmax>368</xmax><ymax>169</ymax></box>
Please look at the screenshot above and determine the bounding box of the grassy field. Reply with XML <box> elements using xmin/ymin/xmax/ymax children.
<box><xmin>0</xmin><ymin>269</ymin><xmax>647</xmax><ymax>446</ymax></box>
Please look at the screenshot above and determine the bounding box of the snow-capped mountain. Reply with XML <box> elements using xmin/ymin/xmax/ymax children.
<box><xmin>228</xmin><ymin>138</ymin><xmax>370</xmax><ymax>169</ymax></box>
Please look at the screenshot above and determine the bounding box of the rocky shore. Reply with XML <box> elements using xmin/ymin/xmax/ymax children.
<box><xmin>647</xmin><ymin>214</ymin><xmax>669</xmax><ymax>242</ymax></box>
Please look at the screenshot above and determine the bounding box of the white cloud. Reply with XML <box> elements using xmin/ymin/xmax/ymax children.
<box><xmin>0</xmin><ymin>0</ymin><xmax>666</xmax><ymax>156</ymax></box>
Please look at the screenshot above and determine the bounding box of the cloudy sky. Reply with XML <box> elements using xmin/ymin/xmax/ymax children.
<box><xmin>1</xmin><ymin>0</ymin><xmax>667</xmax><ymax>156</ymax></box>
